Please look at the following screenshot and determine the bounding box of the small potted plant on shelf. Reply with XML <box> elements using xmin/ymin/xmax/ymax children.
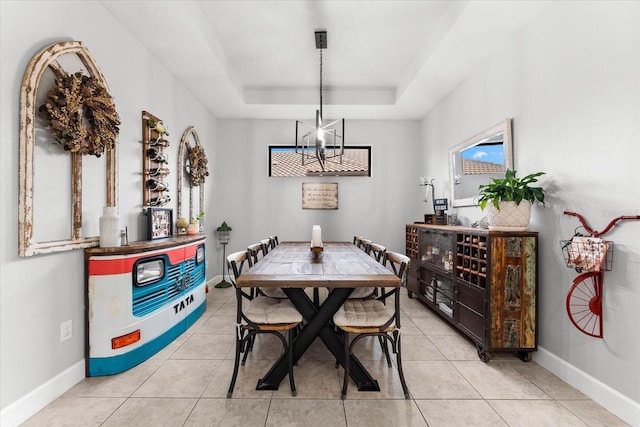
<box><xmin>477</xmin><ymin>169</ymin><xmax>545</xmax><ymax>231</ymax></box>
<box><xmin>187</xmin><ymin>211</ymin><xmax>204</xmax><ymax>235</ymax></box>
<box><xmin>176</xmin><ymin>217</ymin><xmax>189</xmax><ymax>235</ymax></box>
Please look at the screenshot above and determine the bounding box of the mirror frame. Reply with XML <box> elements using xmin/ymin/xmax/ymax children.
<box><xmin>449</xmin><ymin>118</ymin><xmax>513</xmax><ymax>207</ymax></box>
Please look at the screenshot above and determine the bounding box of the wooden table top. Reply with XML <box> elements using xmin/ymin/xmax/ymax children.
<box><xmin>235</xmin><ymin>241</ymin><xmax>400</xmax><ymax>288</ymax></box>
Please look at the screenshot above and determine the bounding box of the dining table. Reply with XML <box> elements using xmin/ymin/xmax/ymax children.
<box><xmin>235</xmin><ymin>241</ymin><xmax>401</xmax><ymax>392</ymax></box>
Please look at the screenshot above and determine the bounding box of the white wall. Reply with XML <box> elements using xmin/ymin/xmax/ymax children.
<box><xmin>210</xmin><ymin>119</ymin><xmax>424</xmax><ymax>277</ymax></box>
<box><xmin>0</xmin><ymin>1</ymin><xmax>216</xmax><ymax>423</ymax></box>
<box><xmin>422</xmin><ymin>1</ymin><xmax>640</xmax><ymax>422</ymax></box>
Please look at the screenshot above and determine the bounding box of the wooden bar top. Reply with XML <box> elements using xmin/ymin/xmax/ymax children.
<box><xmin>85</xmin><ymin>234</ymin><xmax>205</xmax><ymax>256</ymax></box>
<box><xmin>236</xmin><ymin>241</ymin><xmax>400</xmax><ymax>289</ymax></box>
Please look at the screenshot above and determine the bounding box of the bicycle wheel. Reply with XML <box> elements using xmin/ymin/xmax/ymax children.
<box><xmin>565</xmin><ymin>271</ymin><xmax>603</xmax><ymax>338</ymax></box>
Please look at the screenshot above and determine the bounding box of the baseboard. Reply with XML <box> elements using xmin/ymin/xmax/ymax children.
<box><xmin>535</xmin><ymin>346</ymin><xmax>639</xmax><ymax>426</ymax></box>
<box><xmin>0</xmin><ymin>359</ymin><xmax>85</xmax><ymax>427</ymax></box>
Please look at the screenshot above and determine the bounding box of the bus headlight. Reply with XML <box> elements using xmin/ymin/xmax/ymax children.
<box><xmin>135</xmin><ymin>258</ymin><xmax>164</xmax><ymax>286</ymax></box>
<box><xmin>196</xmin><ymin>245</ymin><xmax>205</xmax><ymax>265</ymax></box>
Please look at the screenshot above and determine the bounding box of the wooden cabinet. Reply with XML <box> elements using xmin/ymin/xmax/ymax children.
<box><xmin>405</xmin><ymin>224</ymin><xmax>537</xmax><ymax>362</ymax></box>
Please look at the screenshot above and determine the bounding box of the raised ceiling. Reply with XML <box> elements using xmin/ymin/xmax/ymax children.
<box><xmin>101</xmin><ymin>0</ymin><xmax>549</xmax><ymax>120</ymax></box>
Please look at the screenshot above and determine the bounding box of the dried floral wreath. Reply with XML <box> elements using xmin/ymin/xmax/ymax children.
<box><xmin>39</xmin><ymin>72</ymin><xmax>120</xmax><ymax>157</ymax></box>
<box><xmin>187</xmin><ymin>144</ymin><xmax>209</xmax><ymax>186</ymax></box>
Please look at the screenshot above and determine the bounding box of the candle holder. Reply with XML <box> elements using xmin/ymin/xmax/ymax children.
<box><xmin>310</xmin><ymin>243</ymin><xmax>324</xmax><ymax>261</ymax></box>
<box><xmin>215</xmin><ymin>221</ymin><xmax>233</xmax><ymax>288</ymax></box>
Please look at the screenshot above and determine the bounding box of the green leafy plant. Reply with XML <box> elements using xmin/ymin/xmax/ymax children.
<box><xmin>478</xmin><ymin>169</ymin><xmax>546</xmax><ymax>210</ymax></box>
<box><xmin>191</xmin><ymin>211</ymin><xmax>204</xmax><ymax>224</ymax></box>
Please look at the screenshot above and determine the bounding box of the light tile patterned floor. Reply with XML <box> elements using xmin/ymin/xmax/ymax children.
<box><xmin>22</xmin><ymin>286</ymin><xmax>629</xmax><ymax>427</ymax></box>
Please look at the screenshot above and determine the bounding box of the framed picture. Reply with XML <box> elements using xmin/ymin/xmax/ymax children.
<box><xmin>302</xmin><ymin>182</ymin><xmax>338</xmax><ymax>209</ymax></box>
<box><xmin>147</xmin><ymin>208</ymin><xmax>173</xmax><ymax>240</ymax></box>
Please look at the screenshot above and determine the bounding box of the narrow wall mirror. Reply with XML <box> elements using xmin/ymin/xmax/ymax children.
<box><xmin>449</xmin><ymin>118</ymin><xmax>513</xmax><ymax>207</ymax></box>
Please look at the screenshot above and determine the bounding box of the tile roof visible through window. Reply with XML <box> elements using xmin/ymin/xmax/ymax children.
<box><xmin>462</xmin><ymin>159</ymin><xmax>506</xmax><ymax>175</ymax></box>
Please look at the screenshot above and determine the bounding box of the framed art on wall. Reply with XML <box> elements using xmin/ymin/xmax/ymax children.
<box><xmin>302</xmin><ymin>182</ymin><xmax>338</xmax><ymax>209</ymax></box>
<box><xmin>148</xmin><ymin>208</ymin><xmax>173</xmax><ymax>240</ymax></box>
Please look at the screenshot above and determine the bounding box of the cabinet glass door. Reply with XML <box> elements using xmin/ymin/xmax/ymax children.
<box><xmin>419</xmin><ymin>229</ymin><xmax>454</xmax><ymax>273</ymax></box>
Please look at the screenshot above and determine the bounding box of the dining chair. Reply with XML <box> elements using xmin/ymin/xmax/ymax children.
<box><xmin>348</xmin><ymin>242</ymin><xmax>385</xmax><ymax>300</ymax></box>
<box><xmin>354</xmin><ymin>237</ymin><xmax>371</xmax><ymax>251</ymax></box>
<box><xmin>366</xmin><ymin>242</ymin><xmax>386</xmax><ymax>263</ymax></box>
<box><xmin>260</xmin><ymin>238</ymin><xmax>272</xmax><ymax>252</ymax></box>
<box><xmin>269</xmin><ymin>235</ymin><xmax>279</xmax><ymax>249</ymax></box>
<box><xmin>226</xmin><ymin>250</ymin><xmax>302</xmax><ymax>398</ymax></box>
<box><xmin>247</xmin><ymin>241</ymin><xmax>287</xmax><ymax>299</ymax></box>
<box><xmin>362</xmin><ymin>241</ymin><xmax>392</xmax><ymax>364</ymax></box>
<box><xmin>247</xmin><ymin>241</ymin><xmax>268</xmax><ymax>264</ymax></box>
<box><xmin>333</xmin><ymin>250</ymin><xmax>411</xmax><ymax>399</ymax></box>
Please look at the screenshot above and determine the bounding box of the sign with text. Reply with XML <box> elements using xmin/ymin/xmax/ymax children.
<box><xmin>302</xmin><ymin>182</ymin><xmax>338</xmax><ymax>210</ymax></box>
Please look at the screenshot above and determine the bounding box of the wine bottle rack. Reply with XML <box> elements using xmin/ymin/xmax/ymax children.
<box><xmin>455</xmin><ymin>232</ymin><xmax>488</xmax><ymax>288</ymax></box>
<box><xmin>405</xmin><ymin>225</ymin><xmax>418</xmax><ymax>260</ymax></box>
<box><xmin>142</xmin><ymin>111</ymin><xmax>170</xmax><ymax>207</ymax></box>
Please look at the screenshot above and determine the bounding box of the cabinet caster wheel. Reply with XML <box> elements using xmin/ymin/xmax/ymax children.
<box><xmin>517</xmin><ymin>351</ymin><xmax>532</xmax><ymax>362</ymax></box>
<box><xmin>476</xmin><ymin>345</ymin><xmax>493</xmax><ymax>363</ymax></box>
<box><xmin>407</xmin><ymin>290</ymin><xmax>414</xmax><ymax>299</ymax></box>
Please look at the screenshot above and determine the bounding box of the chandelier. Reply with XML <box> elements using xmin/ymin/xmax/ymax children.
<box><xmin>295</xmin><ymin>31</ymin><xmax>345</xmax><ymax>172</ymax></box>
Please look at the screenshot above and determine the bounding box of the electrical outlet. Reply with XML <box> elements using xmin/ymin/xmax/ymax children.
<box><xmin>60</xmin><ymin>320</ymin><xmax>72</xmax><ymax>342</ymax></box>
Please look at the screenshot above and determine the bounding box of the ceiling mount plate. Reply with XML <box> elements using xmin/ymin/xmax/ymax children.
<box><xmin>315</xmin><ymin>31</ymin><xmax>327</xmax><ymax>49</ymax></box>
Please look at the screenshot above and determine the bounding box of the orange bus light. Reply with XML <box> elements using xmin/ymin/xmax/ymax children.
<box><xmin>111</xmin><ymin>330</ymin><xmax>141</xmax><ymax>349</ymax></box>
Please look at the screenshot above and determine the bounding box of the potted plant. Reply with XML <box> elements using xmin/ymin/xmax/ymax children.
<box><xmin>187</xmin><ymin>211</ymin><xmax>204</xmax><ymax>235</ymax></box>
<box><xmin>477</xmin><ymin>169</ymin><xmax>545</xmax><ymax>230</ymax></box>
<box><xmin>176</xmin><ymin>217</ymin><xmax>189</xmax><ymax>235</ymax></box>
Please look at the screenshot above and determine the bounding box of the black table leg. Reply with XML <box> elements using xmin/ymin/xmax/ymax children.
<box><xmin>256</xmin><ymin>288</ymin><xmax>380</xmax><ymax>392</ymax></box>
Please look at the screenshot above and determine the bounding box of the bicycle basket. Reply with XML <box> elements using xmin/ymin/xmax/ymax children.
<box><xmin>560</xmin><ymin>236</ymin><xmax>613</xmax><ymax>272</ymax></box>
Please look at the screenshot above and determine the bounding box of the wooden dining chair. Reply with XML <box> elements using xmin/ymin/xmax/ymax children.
<box><xmin>247</xmin><ymin>241</ymin><xmax>287</xmax><ymax>299</ymax></box>
<box><xmin>362</xmin><ymin>241</ymin><xmax>392</xmax><ymax>364</ymax></box>
<box><xmin>366</xmin><ymin>242</ymin><xmax>386</xmax><ymax>263</ymax></box>
<box><xmin>226</xmin><ymin>250</ymin><xmax>302</xmax><ymax>398</ymax></box>
<box><xmin>333</xmin><ymin>250</ymin><xmax>411</xmax><ymax>399</ymax></box>
<box><xmin>348</xmin><ymin>242</ymin><xmax>385</xmax><ymax>300</ymax></box>
<box><xmin>269</xmin><ymin>235</ymin><xmax>279</xmax><ymax>249</ymax></box>
<box><xmin>354</xmin><ymin>236</ymin><xmax>371</xmax><ymax>251</ymax></box>
<box><xmin>260</xmin><ymin>238</ymin><xmax>272</xmax><ymax>252</ymax></box>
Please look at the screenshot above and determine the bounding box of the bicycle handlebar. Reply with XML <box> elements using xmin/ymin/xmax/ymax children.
<box><xmin>564</xmin><ymin>211</ymin><xmax>640</xmax><ymax>237</ymax></box>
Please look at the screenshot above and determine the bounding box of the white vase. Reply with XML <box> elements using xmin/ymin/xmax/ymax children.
<box><xmin>99</xmin><ymin>206</ymin><xmax>121</xmax><ymax>247</ymax></box>
<box><xmin>486</xmin><ymin>200</ymin><xmax>531</xmax><ymax>231</ymax></box>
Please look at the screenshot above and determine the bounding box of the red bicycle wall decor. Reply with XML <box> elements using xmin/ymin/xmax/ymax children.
<box><xmin>560</xmin><ymin>211</ymin><xmax>640</xmax><ymax>338</ymax></box>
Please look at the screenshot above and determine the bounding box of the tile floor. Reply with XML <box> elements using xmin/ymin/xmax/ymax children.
<box><xmin>22</xmin><ymin>286</ymin><xmax>629</xmax><ymax>426</ymax></box>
